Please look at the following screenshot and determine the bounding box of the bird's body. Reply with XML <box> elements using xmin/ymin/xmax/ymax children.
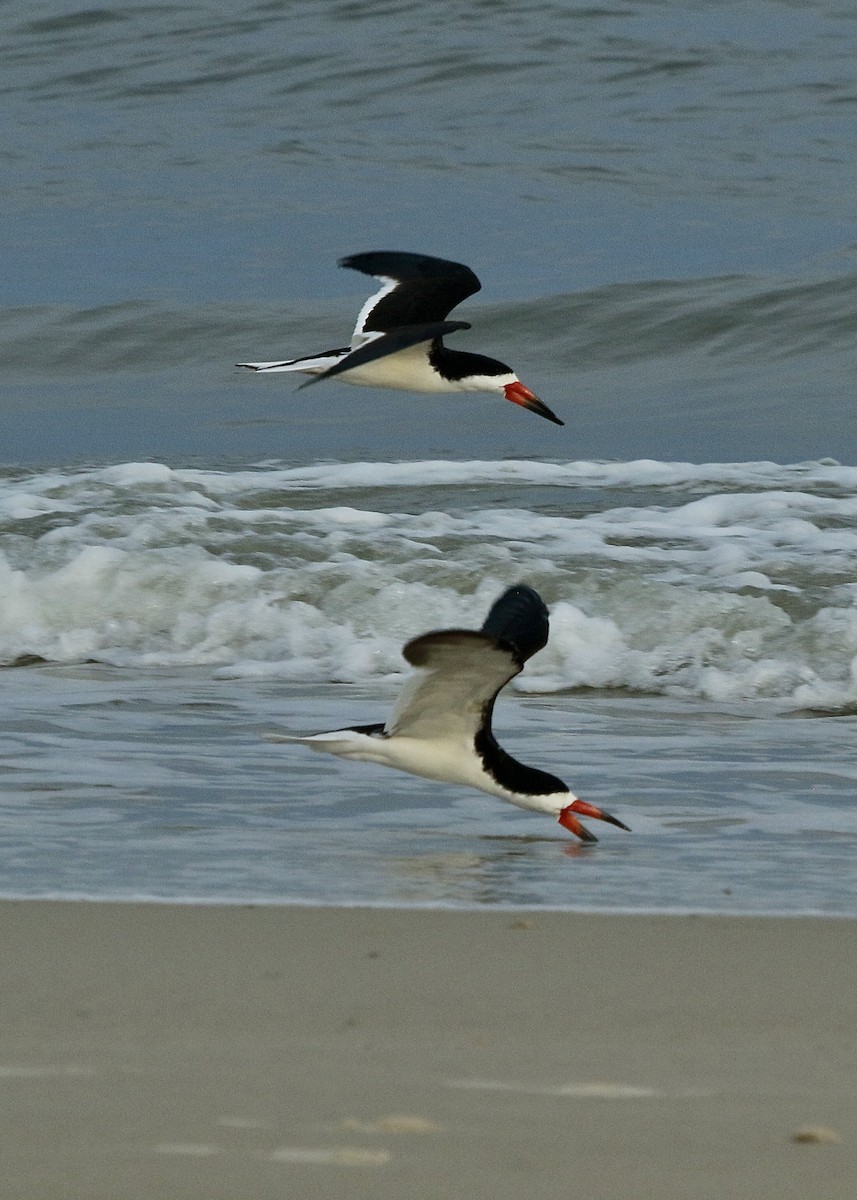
<box><xmin>273</xmin><ymin>585</ymin><xmax>628</xmax><ymax>843</ymax></box>
<box><xmin>238</xmin><ymin>251</ymin><xmax>564</xmax><ymax>426</ymax></box>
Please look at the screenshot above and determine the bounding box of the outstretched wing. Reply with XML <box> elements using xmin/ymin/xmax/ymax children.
<box><xmin>341</xmin><ymin>251</ymin><xmax>482</xmax><ymax>340</ymax></box>
<box><xmin>385</xmin><ymin>630</ymin><xmax>523</xmax><ymax>742</ymax></box>
<box><xmin>386</xmin><ymin>586</ymin><xmax>550</xmax><ymax>741</ymax></box>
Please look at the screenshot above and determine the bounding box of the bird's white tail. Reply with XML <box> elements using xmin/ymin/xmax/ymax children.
<box><xmin>266</xmin><ymin>728</ymin><xmax>389</xmax><ymax>763</ymax></box>
<box><xmin>237</xmin><ymin>351</ymin><xmax>346</xmax><ymax>374</ymax></box>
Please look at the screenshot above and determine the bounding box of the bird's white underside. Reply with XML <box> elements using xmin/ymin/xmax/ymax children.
<box><xmin>241</xmin><ymin>344</ymin><xmax>517</xmax><ymax>395</ymax></box>
<box><xmin>296</xmin><ymin>729</ymin><xmax>572</xmax><ymax>816</ymax></box>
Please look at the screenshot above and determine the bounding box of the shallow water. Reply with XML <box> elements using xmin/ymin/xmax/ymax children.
<box><xmin>2</xmin><ymin>665</ymin><xmax>856</xmax><ymax>913</ymax></box>
<box><xmin>1</xmin><ymin>459</ymin><xmax>855</xmax><ymax>913</ymax></box>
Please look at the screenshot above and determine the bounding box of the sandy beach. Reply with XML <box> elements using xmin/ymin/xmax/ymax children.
<box><xmin>2</xmin><ymin>901</ymin><xmax>855</xmax><ymax>1199</ymax></box>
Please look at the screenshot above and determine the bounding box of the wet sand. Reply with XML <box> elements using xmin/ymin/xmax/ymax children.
<box><xmin>2</xmin><ymin>901</ymin><xmax>856</xmax><ymax>1199</ymax></box>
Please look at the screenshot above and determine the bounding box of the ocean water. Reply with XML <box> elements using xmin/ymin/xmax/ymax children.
<box><xmin>2</xmin><ymin>1</ymin><xmax>857</xmax><ymax>911</ymax></box>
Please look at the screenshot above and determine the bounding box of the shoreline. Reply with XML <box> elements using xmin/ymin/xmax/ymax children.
<box><xmin>3</xmin><ymin>891</ymin><xmax>857</xmax><ymax>919</ymax></box>
<box><xmin>4</xmin><ymin>901</ymin><xmax>856</xmax><ymax>1198</ymax></box>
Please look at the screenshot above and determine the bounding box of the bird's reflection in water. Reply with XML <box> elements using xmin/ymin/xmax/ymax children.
<box><xmin>387</xmin><ymin>832</ymin><xmax>598</xmax><ymax>906</ymax></box>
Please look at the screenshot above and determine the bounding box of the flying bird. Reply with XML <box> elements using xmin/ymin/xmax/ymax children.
<box><xmin>238</xmin><ymin>251</ymin><xmax>563</xmax><ymax>425</ymax></box>
<box><xmin>272</xmin><ymin>585</ymin><xmax>628</xmax><ymax>843</ymax></box>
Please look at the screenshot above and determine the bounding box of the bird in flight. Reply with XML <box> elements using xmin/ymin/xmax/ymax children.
<box><xmin>271</xmin><ymin>585</ymin><xmax>628</xmax><ymax>843</ymax></box>
<box><xmin>238</xmin><ymin>251</ymin><xmax>564</xmax><ymax>425</ymax></box>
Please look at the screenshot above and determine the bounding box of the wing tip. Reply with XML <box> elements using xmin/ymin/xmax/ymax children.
<box><xmin>402</xmin><ymin>586</ymin><xmax>549</xmax><ymax>668</ymax></box>
<box><xmin>480</xmin><ymin>585</ymin><xmax>549</xmax><ymax>661</ymax></box>
<box><xmin>338</xmin><ymin>251</ymin><xmax>481</xmax><ymax>291</ymax></box>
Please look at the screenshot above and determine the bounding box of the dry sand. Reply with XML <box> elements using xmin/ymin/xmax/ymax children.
<box><xmin>2</xmin><ymin>901</ymin><xmax>856</xmax><ymax>1199</ymax></box>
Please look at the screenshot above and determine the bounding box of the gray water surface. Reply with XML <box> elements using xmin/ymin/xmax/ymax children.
<box><xmin>3</xmin><ymin>665</ymin><xmax>856</xmax><ymax>914</ymax></box>
<box><xmin>4</xmin><ymin>0</ymin><xmax>857</xmax><ymax>463</ymax></box>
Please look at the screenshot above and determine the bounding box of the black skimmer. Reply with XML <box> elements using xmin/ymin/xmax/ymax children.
<box><xmin>238</xmin><ymin>251</ymin><xmax>564</xmax><ymax>426</ymax></box>
<box><xmin>273</xmin><ymin>585</ymin><xmax>628</xmax><ymax>843</ymax></box>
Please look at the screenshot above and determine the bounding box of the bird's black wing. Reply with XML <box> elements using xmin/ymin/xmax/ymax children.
<box><xmin>341</xmin><ymin>251</ymin><xmax>482</xmax><ymax>334</ymax></box>
<box><xmin>479</xmin><ymin>585</ymin><xmax>550</xmax><ymax>663</ymax></box>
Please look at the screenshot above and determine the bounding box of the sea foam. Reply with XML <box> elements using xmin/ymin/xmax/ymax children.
<box><xmin>0</xmin><ymin>458</ymin><xmax>854</xmax><ymax>708</ymax></box>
